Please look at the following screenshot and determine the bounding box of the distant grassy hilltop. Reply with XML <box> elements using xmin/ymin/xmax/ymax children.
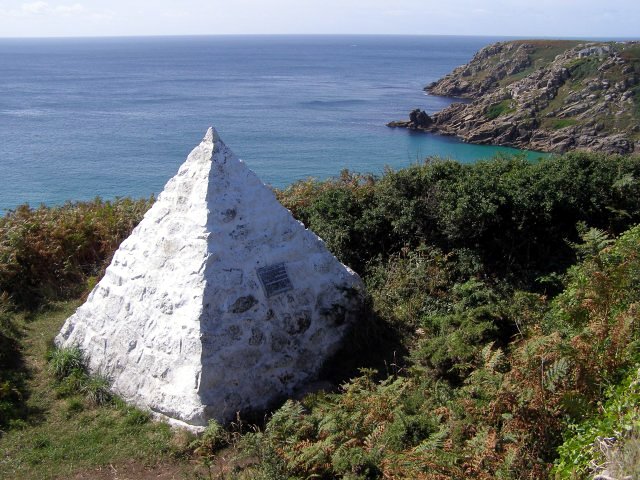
<box><xmin>390</xmin><ymin>40</ymin><xmax>640</xmax><ymax>154</ymax></box>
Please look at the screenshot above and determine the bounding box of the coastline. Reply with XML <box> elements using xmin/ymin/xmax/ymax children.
<box><xmin>389</xmin><ymin>39</ymin><xmax>640</xmax><ymax>154</ymax></box>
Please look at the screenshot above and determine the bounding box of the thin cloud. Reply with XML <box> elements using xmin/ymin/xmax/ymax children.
<box><xmin>9</xmin><ymin>1</ymin><xmax>85</xmax><ymax>16</ymax></box>
<box><xmin>55</xmin><ymin>3</ymin><xmax>85</xmax><ymax>15</ymax></box>
<box><xmin>21</xmin><ymin>1</ymin><xmax>48</xmax><ymax>14</ymax></box>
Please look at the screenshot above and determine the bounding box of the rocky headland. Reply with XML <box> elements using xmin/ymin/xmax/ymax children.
<box><xmin>389</xmin><ymin>40</ymin><xmax>640</xmax><ymax>153</ymax></box>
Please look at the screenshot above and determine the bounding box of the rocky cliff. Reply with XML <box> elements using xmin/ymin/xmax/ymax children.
<box><xmin>389</xmin><ymin>40</ymin><xmax>640</xmax><ymax>154</ymax></box>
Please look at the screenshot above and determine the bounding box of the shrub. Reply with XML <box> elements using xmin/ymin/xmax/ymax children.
<box><xmin>279</xmin><ymin>152</ymin><xmax>640</xmax><ymax>292</ymax></box>
<box><xmin>233</xmin><ymin>223</ymin><xmax>640</xmax><ymax>479</ymax></box>
<box><xmin>0</xmin><ymin>300</ymin><xmax>26</xmax><ymax>430</ymax></box>
<box><xmin>0</xmin><ymin>197</ymin><xmax>152</xmax><ymax>309</ymax></box>
<box><xmin>554</xmin><ymin>368</ymin><xmax>640</xmax><ymax>478</ymax></box>
<box><xmin>194</xmin><ymin>419</ymin><xmax>229</xmax><ymax>454</ymax></box>
<box><xmin>2</xmin><ymin>152</ymin><xmax>640</xmax><ymax>477</ymax></box>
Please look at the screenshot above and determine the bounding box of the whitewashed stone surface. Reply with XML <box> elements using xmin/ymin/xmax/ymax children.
<box><xmin>56</xmin><ymin>128</ymin><xmax>364</xmax><ymax>429</ymax></box>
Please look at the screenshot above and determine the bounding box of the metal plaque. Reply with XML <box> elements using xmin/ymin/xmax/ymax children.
<box><xmin>257</xmin><ymin>263</ymin><xmax>293</xmax><ymax>297</ymax></box>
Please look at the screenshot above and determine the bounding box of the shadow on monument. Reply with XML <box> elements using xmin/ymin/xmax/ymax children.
<box><xmin>314</xmin><ymin>301</ymin><xmax>409</xmax><ymax>389</ymax></box>
<box><xmin>195</xmin><ymin>131</ymin><xmax>369</xmax><ymax>427</ymax></box>
<box><xmin>197</xmin><ymin>297</ymin><xmax>408</xmax><ymax>429</ymax></box>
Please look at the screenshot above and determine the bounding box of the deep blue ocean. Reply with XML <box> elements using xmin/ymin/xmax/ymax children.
<box><xmin>0</xmin><ymin>35</ymin><xmax>546</xmax><ymax>212</ymax></box>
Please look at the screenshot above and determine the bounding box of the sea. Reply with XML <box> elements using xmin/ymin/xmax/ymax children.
<box><xmin>0</xmin><ymin>35</ymin><xmax>547</xmax><ymax>212</ymax></box>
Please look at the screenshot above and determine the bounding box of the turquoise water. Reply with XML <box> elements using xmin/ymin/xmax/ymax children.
<box><xmin>0</xmin><ymin>35</ymin><xmax>546</xmax><ymax>211</ymax></box>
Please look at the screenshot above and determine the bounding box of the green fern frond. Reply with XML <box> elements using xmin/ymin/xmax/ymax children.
<box><xmin>415</xmin><ymin>425</ymin><xmax>449</xmax><ymax>452</ymax></box>
<box><xmin>543</xmin><ymin>357</ymin><xmax>571</xmax><ymax>393</ymax></box>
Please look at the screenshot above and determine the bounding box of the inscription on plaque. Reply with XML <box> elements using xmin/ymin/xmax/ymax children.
<box><xmin>257</xmin><ymin>263</ymin><xmax>293</xmax><ymax>297</ymax></box>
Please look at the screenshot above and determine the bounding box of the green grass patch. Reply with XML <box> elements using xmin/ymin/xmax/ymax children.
<box><xmin>539</xmin><ymin>83</ymin><xmax>576</xmax><ymax>117</ymax></box>
<box><xmin>498</xmin><ymin>66</ymin><xmax>535</xmax><ymax>86</ymax></box>
<box><xmin>568</xmin><ymin>57</ymin><xmax>601</xmax><ymax>82</ymax></box>
<box><xmin>546</xmin><ymin>118</ymin><xmax>579</xmax><ymax>130</ymax></box>
<box><xmin>485</xmin><ymin>99</ymin><xmax>515</xmax><ymax>120</ymax></box>
<box><xmin>0</xmin><ymin>302</ymin><xmax>188</xmax><ymax>480</ymax></box>
<box><xmin>0</xmin><ymin>401</ymin><xmax>177</xmax><ymax>479</ymax></box>
<box><xmin>633</xmin><ymin>85</ymin><xmax>640</xmax><ymax>118</ymax></box>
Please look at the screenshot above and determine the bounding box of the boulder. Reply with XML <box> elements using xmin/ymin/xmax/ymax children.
<box><xmin>409</xmin><ymin>109</ymin><xmax>433</xmax><ymax>128</ymax></box>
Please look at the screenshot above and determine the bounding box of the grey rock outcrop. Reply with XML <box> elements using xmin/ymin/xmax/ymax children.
<box><xmin>387</xmin><ymin>109</ymin><xmax>432</xmax><ymax>129</ymax></box>
<box><xmin>390</xmin><ymin>40</ymin><xmax>640</xmax><ymax>154</ymax></box>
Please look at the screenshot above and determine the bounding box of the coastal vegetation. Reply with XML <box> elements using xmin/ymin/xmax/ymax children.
<box><xmin>1</xmin><ymin>151</ymin><xmax>640</xmax><ymax>478</ymax></box>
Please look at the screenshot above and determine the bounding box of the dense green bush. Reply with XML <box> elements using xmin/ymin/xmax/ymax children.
<box><xmin>0</xmin><ymin>298</ymin><xmax>26</xmax><ymax>430</ymax></box>
<box><xmin>281</xmin><ymin>152</ymin><xmax>640</xmax><ymax>289</ymax></box>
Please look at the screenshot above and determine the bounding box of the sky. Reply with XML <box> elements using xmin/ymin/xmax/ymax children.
<box><xmin>0</xmin><ymin>0</ymin><xmax>638</xmax><ymax>38</ymax></box>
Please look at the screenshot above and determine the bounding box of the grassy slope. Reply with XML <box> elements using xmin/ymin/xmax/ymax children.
<box><xmin>0</xmin><ymin>302</ymin><xmax>196</xmax><ymax>480</ymax></box>
<box><xmin>468</xmin><ymin>40</ymin><xmax>640</xmax><ymax>140</ymax></box>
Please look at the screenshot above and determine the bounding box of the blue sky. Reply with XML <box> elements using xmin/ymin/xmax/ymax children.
<box><xmin>0</xmin><ymin>0</ymin><xmax>638</xmax><ymax>38</ymax></box>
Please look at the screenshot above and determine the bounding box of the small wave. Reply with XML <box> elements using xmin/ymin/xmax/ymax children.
<box><xmin>1</xmin><ymin>108</ymin><xmax>48</xmax><ymax>117</ymax></box>
<box><xmin>301</xmin><ymin>99</ymin><xmax>369</xmax><ymax>107</ymax></box>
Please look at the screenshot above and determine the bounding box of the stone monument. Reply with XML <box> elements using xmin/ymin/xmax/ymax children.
<box><xmin>55</xmin><ymin>127</ymin><xmax>364</xmax><ymax>429</ymax></box>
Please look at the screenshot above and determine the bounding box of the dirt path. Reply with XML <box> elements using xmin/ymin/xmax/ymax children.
<box><xmin>69</xmin><ymin>460</ymin><xmax>197</xmax><ymax>480</ymax></box>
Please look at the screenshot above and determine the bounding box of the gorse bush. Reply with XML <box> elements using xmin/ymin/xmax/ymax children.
<box><xmin>280</xmin><ymin>152</ymin><xmax>640</xmax><ymax>289</ymax></box>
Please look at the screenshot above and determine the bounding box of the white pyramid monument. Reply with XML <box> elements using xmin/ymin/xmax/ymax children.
<box><xmin>56</xmin><ymin>127</ymin><xmax>364</xmax><ymax>428</ymax></box>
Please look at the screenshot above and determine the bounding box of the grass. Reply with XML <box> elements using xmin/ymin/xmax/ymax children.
<box><xmin>544</xmin><ymin>118</ymin><xmax>579</xmax><ymax>130</ymax></box>
<box><xmin>528</xmin><ymin>41</ymin><xmax>583</xmax><ymax>66</ymax></box>
<box><xmin>619</xmin><ymin>44</ymin><xmax>640</xmax><ymax>64</ymax></box>
<box><xmin>47</xmin><ymin>346</ymin><xmax>84</xmax><ymax>380</ymax></box>
<box><xmin>0</xmin><ymin>302</ymin><xmax>194</xmax><ymax>480</ymax></box>
<box><xmin>498</xmin><ymin>66</ymin><xmax>534</xmax><ymax>86</ymax></box>
<box><xmin>485</xmin><ymin>99</ymin><xmax>515</xmax><ymax>120</ymax></box>
<box><xmin>633</xmin><ymin>85</ymin><xmax>640</xmax><ymax>118</ymax></box>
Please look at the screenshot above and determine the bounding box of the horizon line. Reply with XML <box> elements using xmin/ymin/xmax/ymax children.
<box><xmin>1</xmin><ymin>33</ymin><xmax>639</xmax><ymax>41</ymax></box>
